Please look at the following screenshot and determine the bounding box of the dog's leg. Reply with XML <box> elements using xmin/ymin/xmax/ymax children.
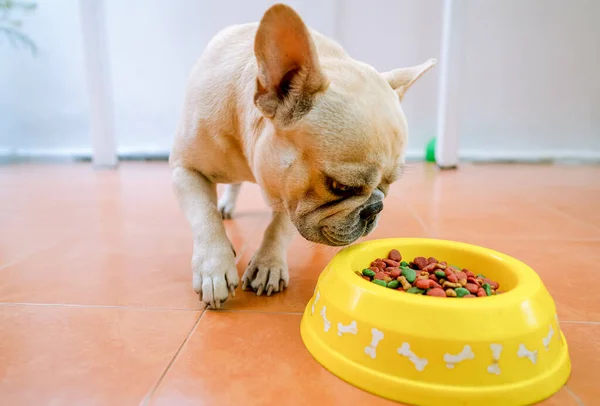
<box><xmin>172</xmin><ymin>167</ymin><xmax>239</xmax><ymax>309</ymax></box>
<box><xmin>242</xmin><ymin>210</ymin><xmax>295</xmax><ymax>296</ymax></box>
<box><xmin>217</xmin><ymin>183</ymin><xmax>242</xmax><ymax>220</ymax></box>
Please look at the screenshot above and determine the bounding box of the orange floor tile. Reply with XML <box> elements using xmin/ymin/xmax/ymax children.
<box><xmin>0</xmin><ymin>162</ymin><xmax>598</xmax><ymax>405</ymax></box>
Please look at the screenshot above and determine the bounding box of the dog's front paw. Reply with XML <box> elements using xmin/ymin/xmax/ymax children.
<box><xmin>192</xmin><ymin>248</ymin><xmax>239</xmax><ymax>309</ymax></box>
<box><xmin>242</xmin><ymin>251</ymin><xmax>289</xmax><ymax>296</ymax></box>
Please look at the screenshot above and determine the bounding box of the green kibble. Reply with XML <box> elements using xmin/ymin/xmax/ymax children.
<box><xmin>373</xmin><ymin>279</ymin><xmax>387</xmax><ymax>287</ymax></box>
<box><xmin>387</xmin><ymin>280</ymin><xmax>400</xmax><ymax>289</ymax></box>
<box><xmin>362</xmin><ymin>268</ymin><xmax>376</xmax><ymax>278</ymax></box>
<box><xmin>401</xmin><ymin>268</ymin><xmax>417</xmax><ymax>283</ymax></box>
<box><xmin>483</xmin><ymin>283</ymin><xmax>492</xmax><ymax>296</ymax></box>
<box><xmin>400</xmin><ymin>261</ymin><xmax>410</xmax><ymax>267</ymax></box>
<box><xmin>406</xmin><ymin>287</ymin><xmax>425</xmax><ymax>294</ymax></box>
<box><xmin>434</xmin><ymin>270</ymin><xmax>446</xmax><ymax>278</ymax></box>
<box><xmin>451</xmin><ymin>264</ymin><xmax>462</xmax><ymax>270</ymax></box>
<box><xmin>455</xmin><ymin>287</ymin><xmax>470</xmax><ymax>297</ymax></box>
<box><xmin>477</xmin><ymin>273</ymin><xmax>487</xmax><ymax>279</ymax></box>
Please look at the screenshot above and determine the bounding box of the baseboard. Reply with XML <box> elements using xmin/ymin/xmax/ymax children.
<box><xmin>0</xmin><ymin>147</ymin><xmax>170</xmax><ymax>163</ymax></box>
<box><xmin>404</xmin><ymin>148</ymin><xmax>600</xmax><ymax>164</ymax></box>
<box><xmin>1</xmin><ymin>147</ymin><xmax>599</xmax><ymax>164</ymax></box>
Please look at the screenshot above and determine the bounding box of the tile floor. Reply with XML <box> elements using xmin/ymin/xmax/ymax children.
<box><xmin>0</xmin><ymin>162</ymin><xmax>598</xmax><ymax>405</ymax></box>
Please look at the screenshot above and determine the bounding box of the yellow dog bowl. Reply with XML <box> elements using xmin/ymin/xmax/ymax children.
<box><xmin>301</xmin><ymin>238</ymin><xmax>570</xmax><ymax>406</ymax></box>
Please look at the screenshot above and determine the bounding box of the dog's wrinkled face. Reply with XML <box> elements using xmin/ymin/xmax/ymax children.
<box><xmin>268</xmin><ymin>76</ymin><xmax>407</xmax><ymax>246</ymax></box>
<box><xmin>252</xmin><ymin>4</ymin><xmax>435</xmax><ymax>246</ymax></box>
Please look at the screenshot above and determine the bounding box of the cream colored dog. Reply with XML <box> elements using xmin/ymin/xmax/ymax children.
<box><xmin>170</xmin><ymin>4</ymin><xmax>435</xmax><ymax>308</ymax></box>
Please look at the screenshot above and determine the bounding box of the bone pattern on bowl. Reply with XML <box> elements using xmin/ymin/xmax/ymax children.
<box><xmin>311</xmin><ymin>289</ymin><xmax>558</xmax><ymax>373</ymax></box>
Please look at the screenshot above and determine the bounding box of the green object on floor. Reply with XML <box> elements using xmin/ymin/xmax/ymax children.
<box><xmin>426</xmin><ymin>138</ymin><xmax>436</xmax><ymax>163</ymax></box>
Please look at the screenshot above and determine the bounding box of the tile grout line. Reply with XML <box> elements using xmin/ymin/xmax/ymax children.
<box><xmin>140</xmin><ymin>308</ymin><xmax>208</xmax><ymax>406</ymax></box>
<box><xmin>564</xmin><ymin>385</ymin><xmax>586</xmax><ymax>406</ymax></box>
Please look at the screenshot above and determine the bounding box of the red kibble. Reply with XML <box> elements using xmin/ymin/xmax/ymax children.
<box><xmin>467</xmin><ymin>276</ymin><xmax>478</xmax><ymax>284</ymax></box>
<box><xmin>369</xmin><ymin>266</ymin><xmax>380</xmax><ymax>273</ymax></box>
<box><xmin>427</xmin><ymin>256</ymin><xmax>438</xmax><ymax>264</ymax></box>
<box><xmin>385</xmin><ymin>267</ymin><xmax>396</xmax><ymax>274</ymax></box>
<box><xmin>383</xmin><ymin>258</ymin><xmax>400</xmax><ymax>267</ymax></box>
<box><xmin>429</xmin><ymin>274</ymin><xmax>439</xmax><ymax>282</ymax></box>
<box><xmin>447</xmin><ymin>273</ymin><xmax>458</xmax><ymax>283</ymax></box>
<box><xmin>430</xmin><ymin>280</ymin><xmax>442</xmax><ymax>289</ymax></box>
<box><xmin>415</xmin><ymin>279</ymin><xmax>431</xmax><ymax>289</ymax></box>
<box><xmin>388</xmin><ymin>249</ymin><xmax>402</xmax><ymax>261</ymax></box>
<box><xmin>477</xmin><ymin>288</ymin><xmax>486</xmax><ymax>297</ymax></box>
<box><xmin>455</xmin><ymin>271</ymin><xmax>467</xmax><ymax>280</ymax></box>
<box><xmin>374</xmin><ymin>272</ymin><xmax>386</xmax><ymax>280</ymax></box>
<box><xmin>427</xmin><ymin>288</ymin><xmax>446</xmax><ymax>297</ymax></box>
<box><xmin>465</xmin><ymin>283</ymin><xmax>480</xmax><ymax>294</ymax></box>
<box><xmin>413</xmin><ymin>257</ymin><xmax>428</xmax><ymax>269</ymax></box>
<box><xmin>464</xmin><ymin>294</ymin><xmax>476</xmax><ymax>298</ymax></box>
<box><xmin>390</xmin><ymin>269</ymin><xmax>401</xmax><ymax>278</ymax></box>
<box><xmin>465</xmin><ymin>270</ymin><xmax>474</xmax><ymax>278</ymax></box>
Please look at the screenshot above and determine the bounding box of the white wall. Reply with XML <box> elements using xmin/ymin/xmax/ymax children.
<box><xmin>0</xmin><ymin>0</ymin><xmax>89</xmax><ymax>152</ymax></box>
<box><xmin>1</xmin><ymin>0</ymin><xmax>599</xmax><ymax>161</ymax></box>
<box><xmin>459</xmin><ymin>0</ymin><xmax>600</xmax><ymax>159</ymax></box>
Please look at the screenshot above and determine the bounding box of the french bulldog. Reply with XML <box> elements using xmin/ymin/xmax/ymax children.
<box><xmin>170</xmin><ymin>3</ymin><xmax>435</xmax><ymax>308</ymax></box>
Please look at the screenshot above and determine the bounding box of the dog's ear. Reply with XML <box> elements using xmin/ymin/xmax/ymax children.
<box><xmin>254</xmin><ymin>4</ymin><xmax>328</xmax><ymax>124</ymax></box>
<box><xmin>382</xmin><ymin>59</ymin><xmax>437</xmax><ymax>101</ymax></box>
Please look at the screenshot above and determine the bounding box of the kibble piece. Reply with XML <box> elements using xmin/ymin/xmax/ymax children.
<box><xmin>407</xmin><ymin>287</ymin><xmax>425</xmax><ymax>294</ymax></box>
<box><xmin>465</xmin><ymin>283</ymin><xmax>480</xmax><ymax>294</ymax></box>
<box><xmin>413</xmin><ymin>257</ymin><xmax>428</xmax><ymax>269</ymax></box>
<box><xmin>388</xmin><ymin>249</ymin><xmax>402</xmax><ymax>262</ymax></box>
<box><xmin>383</xmin><ymin>258</ymin><xmax>400</xmax><ymax>267</ymax></box>
<box><xmin>427</xmin><ymin>287</ymin><xmax>446</xmax><ymax>297</ymax></box>
<box><xmin>445</xmin><ymin>288</ymin><xmax>458</xmax><ymax>297</ymax></box>
<box><xmin>387</xmin><ymin>280</ymin><xmax>400</xmax><ymax>289</ymax></box>
<box><xmin>401</xmin><ymin>267</ymin><xmax>416</xmax><ymax>283</ymax></box>
<box><xmin>483</xmin><ymin>283</ymin><xmax>492</xmax><ymax>296</ymax></box>
<box><xmin>390</xmin><ymin>269</ymin><xmax>401</xmax><ymax>278</ymax></box>
<box><xmin>455</xmin><ymin>287</ymin><xmax>470</xmax><ymax>297</ymax></box>
<box><xmin>434</xmin><ymin>270</ymin><xmax>446</xmax><ymax>279</ymax></box>
<box><xmin>373</xmin><ymin>279</ymin><xmax>387</xmax><ymax>287</ymax></box>
<box><xmin>400</xmin><ymin>261</ymin><xmax>410</xmax><ymax>267</ymax></box>
<box><xmin>362</xmin><ymin>269</ymin><xmax>376</xmax><ymax>278</ymax></box>
<box><xmin>397</xmin><ymin>276</ymin><xmax>412</xmax><ymax>290</ymax></box>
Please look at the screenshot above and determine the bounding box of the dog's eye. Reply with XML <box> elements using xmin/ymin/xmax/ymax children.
<box><xmin>331</xmin><ymin>180</ymin><xmax>351</xmax><ymax>192</ymax></box>
<box><xmin>329</xmin><ymin>180</ymin><xmax>359</xmax><ymax>196</ymax></box>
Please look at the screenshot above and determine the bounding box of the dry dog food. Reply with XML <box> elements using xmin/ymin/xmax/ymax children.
<box><xmin>355</xmin><ymin>249</ymin><xmax>501</xmax><ymax>298</ymax></box>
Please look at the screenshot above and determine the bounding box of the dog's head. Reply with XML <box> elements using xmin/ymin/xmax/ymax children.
<box><xmin>253</xmin><ymin>4</ymin><xmax>435</xmax><ymax>246</ymax></box>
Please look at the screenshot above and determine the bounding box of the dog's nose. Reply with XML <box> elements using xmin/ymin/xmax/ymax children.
<box><xmin>360</xmin><ymin>202</ymin><xmax>383</xmax><ymax>221</ymax></box>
